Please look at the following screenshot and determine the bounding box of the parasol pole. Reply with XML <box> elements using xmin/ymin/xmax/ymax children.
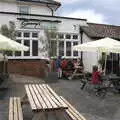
<box><xmin>104</xmin><ymin>53</ymin><xmax>107</xmax><ymax>75</ymax></box>
<box><xmin>3</xmin><ymin>51</ymin><xmax>5</xmax><ymax>74</ymax></box>
<box><xmin>111</xmin><ymin>53</ymin><xmax>113</xmax><ymax>74</ymax></box>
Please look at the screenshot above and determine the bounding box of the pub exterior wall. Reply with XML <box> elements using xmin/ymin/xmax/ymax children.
<box><xmin>82</xmin><ymin>33</ymin><xmax>100</xmax><ymax>72</ymax></box>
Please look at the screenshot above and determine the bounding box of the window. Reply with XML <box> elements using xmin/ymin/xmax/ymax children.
<box><xmin>73</xmin><ymin>35</ymin><xmax>78</xmax><ymax>39</ymax></box>
<box><xmin>24</xmin><ymin>40</ymin><xmax>30</xmax><ymax>56</ymax></box>
<box><xmin>19</xmin><ymin>6</ymin><xmax>29</xmax><ymax>14</ymax></box>
<box><xmin>24</xmin><ymin>32</ymin><xmax>30</xmax><ymax>38</ymax></box>
<box><xmin>32</xmin><ymin>32</ymin><xmax>38</xmax><ymax>38</ymax></box>
<box><xmin>59</xmin><ymin>41</ymin><xmax>64</xmax><ymax>56</ymax></box>
<box><xmin>5</xmin><ymin>51</ymin><xmax>13</xmax><ymax>56</ymax></box>
<box><xmin>58</xmin><ymin>34</ymin><xmax>64</xmax><ymax>39</ymax></box>
<box><xmin>66</xmin><ymin>34</ymin><xmax>71</xmax><ymax>39</ymax></box>
<box><xmin>32</xmin><ymin>40</ymin><xmax>38</xmax><ymax>56</ymax></box>
<box><xmin>73</xmin><ymin>42</ymin><xmax>78</xmax><ymax>56</ymax></box>
<box><xmin>66</xmin><ymin>41</ymin><xmax>71</xmax><ymax>56</ymax></box>
<box><xmin>15</xmin><ymin>40</ymin><xmax>22</xmax><ymax>56</ymax></box>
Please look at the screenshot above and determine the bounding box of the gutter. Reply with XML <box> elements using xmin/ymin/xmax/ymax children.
<box><xmin>47</xmin><ymin>4</ymin><xmax>54</xmax><ymax>16</ymax></box>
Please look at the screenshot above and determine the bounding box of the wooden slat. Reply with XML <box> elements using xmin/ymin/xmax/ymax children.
<box><xmin>36</xmin><ymin>84</ymin><xmax>52</xmax><ymax>109</ymax></box>
<box><xmin>40</xmin><ymin>84</ymin><xmax>58</xmax><ymax>108</ymax></box>
<box><xmin>42</xmin><ymin>84</ymin><xmax>61</xmax><ymax>108</ymax></box>
<box><xmin>29</xmin><ymin>84</ymin><xmax>42</xmax><ymax>110</ymax></box>
<box><xmin>45</xmin><ymin>84</ymin><xmax>68</xmax><ymax>108</ymax></box>
<box><xmin>9</xmin><ymin>97</ymin><xmax>14</xmax><ymax>120</ymax></box>
<box><xmin>60</xmin><ymin>96</ymin><xmax>87</xmax><ymax>120</ymax></box>
<box><xmin>17</xmin><ymin>97</ymin><xmax>23</xmax><ymax>120</ymax></box>
<box><xmin>32</xmin><ymin>84</ymin><xmax>47</xmax><ymax>109</ymax></box>
<box><xmin>14</xmin><ymin>97</ymin><xmax>18</xmax><ymax>120</ymax></box>
<box><xmin>25</xmin><ymin>85</ymin><xmax>37</xmax><ymax>110</ymax></box>
<box><xmin>66</xmin><ymin>109</ymin><xmax>77</xmax><ymax>120</ymax></box>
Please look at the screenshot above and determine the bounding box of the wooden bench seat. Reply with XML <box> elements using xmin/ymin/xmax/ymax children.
<box><xmin>9</xmin><ymin>97</ymin><xmax>23</xmax><ymax>120</ymax></box>
<box><xmin>60</xmin><ymin>96</ymin><xmax>87</xmax><ymax>120</ymax></box>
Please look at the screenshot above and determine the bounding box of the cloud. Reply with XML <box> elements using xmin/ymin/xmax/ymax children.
<box><xmin>60</xmin><ymin>0</ymin><xmax>80</xmax><ymax>4</ymax></box>
<box><xmin>62</xmin><ymin>9</ymin><xmax>107</xmax><ymax>23</ymax></box>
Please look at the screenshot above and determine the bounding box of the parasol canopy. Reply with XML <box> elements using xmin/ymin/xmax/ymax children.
<box><xmin>0</xmin><ymin>34</ymin><xmax>29</xmax><ymax>51</ymax></box>
<box><xmin>73</xmin><ymin>37</ymin><xmax>120</xmax><ymax>53</ymax></box>
<box><xmin>73</xmin><ymin>37</ymin><xmax>120</xmax><ymax>74</ymax></box>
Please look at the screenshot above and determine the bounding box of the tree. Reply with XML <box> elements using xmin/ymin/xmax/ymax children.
<box><xmin>39</xmin><ymin>29</ymin><xmax>58</xmax><ymax>58</ymax></box>
<box><xmin>0</xmin><ymin>21</ymin><xmax>16</xmax><ymax>56</ymax></box>
<box><xmin>0</xmin><ymin>21</ymin><xmax>16</xmax><ymax>39</ymax></box>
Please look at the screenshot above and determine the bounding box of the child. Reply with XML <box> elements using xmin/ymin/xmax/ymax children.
<box><xmin>91</xmin><ymin>65</ymin><xmax>103</xmax><ymax>84</ymax></box>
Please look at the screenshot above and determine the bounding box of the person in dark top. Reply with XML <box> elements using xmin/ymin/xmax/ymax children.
<box><xmin>56</xmin><ymin>56</ymin><xmax>62</xmax><ymax>78</ymax></box>
<box><xmin>67</xmin><ymin>59</ymin><xmax>74</xmax><ymax>71</ymax></box>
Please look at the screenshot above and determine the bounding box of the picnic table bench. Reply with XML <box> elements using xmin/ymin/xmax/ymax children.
<box><xmin>60</xmin><ymin>96</ymin><xmax>87</xmax><ymax>120</ymax></box>
<box><xmin>9</xmin><ymin>97</ymin><xmax>23</xmax><ymax>120</ymax></box>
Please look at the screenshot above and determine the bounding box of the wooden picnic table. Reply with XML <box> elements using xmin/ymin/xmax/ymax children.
<box><xmin>24</xmin><ymin>84</ymin><xmax>68</xmax><ymax>120</ymax></box>
<box><xmin>68</xmin><ymin>66</ymin><xmax>84</xmax><ymax>80</ymax></box>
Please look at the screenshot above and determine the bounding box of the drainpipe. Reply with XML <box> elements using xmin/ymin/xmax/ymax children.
<box><xmin>79</xmin><ymin>27</ymin><xmax>83</xmax><ymax>61</ymax></box>
<box><xmin>47</xmin><ymin>4</ymin><xmax>54</xmax><ymax>16</ymax></box>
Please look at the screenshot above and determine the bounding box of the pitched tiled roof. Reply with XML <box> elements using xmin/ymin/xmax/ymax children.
<box><xmin>17</xmin><ymin>0</ymin><xmax>61</xmax><ymax>6</ymax></box>
<box><xmin>81</xmin><ymin>23</ymin><xmax>120</xmax><ymax>40</ymax></box>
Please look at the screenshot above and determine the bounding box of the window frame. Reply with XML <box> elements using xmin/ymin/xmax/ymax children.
<box><xmin>19</xmin><ymin>6</ymin><xmax>30</xmax><ymax>14</ymax></box>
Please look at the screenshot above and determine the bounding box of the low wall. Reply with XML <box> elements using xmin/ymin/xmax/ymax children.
<box><xmin>8</xmin><ymin>59</ymin><xmax>46</xmax><ymax>78</ymax></box>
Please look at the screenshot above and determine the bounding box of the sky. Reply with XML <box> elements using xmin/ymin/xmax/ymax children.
<box><xmin>56</xmin><ymin>0</ymin><xmax>120</xmax><ymax>25</ymax></box>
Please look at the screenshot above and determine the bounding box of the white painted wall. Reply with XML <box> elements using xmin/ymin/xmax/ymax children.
<box><xmin>30</xmin><ymin>4</ymin><xmax>52</xmax><ymax>15</ymax></box>
<box><xmin>0</xmin><ymin>2</ymin><xmax>17</xmax><ymax>13</ymax></box>
<box><xmin>0</xmin><ymin>1</ymin><xmax>53</xmax><ymax>15</ymax></box>
<box><xmin>82</xmin><ymin>33</ymin><xmax>101</xmax><ymax>73</ymax></box>
<box><xmin>57</xmin><ymin>18</ymin><xmax>87</xmax><ymax>33</ymax></box>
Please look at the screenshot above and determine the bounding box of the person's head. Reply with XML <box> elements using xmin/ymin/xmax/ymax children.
<box><xmin>77</xmin><ymin>58</ymin><xmax>81</xmax><ymax>62</ymax></box>
<box><xmin>58</xmin><ymin>56</ymin><xmax>61</xmax><ymax>59</ymax></box>
<box><xmin>93</xmin><ymin>65</ymin><xmax>98</xmax><ymax>72</ymax></box>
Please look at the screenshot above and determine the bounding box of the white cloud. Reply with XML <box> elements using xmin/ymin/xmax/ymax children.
<box><xmin>62</xmin><ymin>9</ymin><xmax>106</xmax><ymax>23</ymax></box>
<box><xmin>60</xmin><ymin>0</ymin><xmax>80</xmax><ymax>4</ymax></box>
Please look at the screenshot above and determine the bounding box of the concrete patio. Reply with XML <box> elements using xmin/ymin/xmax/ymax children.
<box><xmin>0</xmin><ymin>74</ymin><xmax>120</xmax><ymax>120</ymax></box>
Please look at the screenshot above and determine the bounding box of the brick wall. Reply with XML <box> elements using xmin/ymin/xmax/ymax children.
<box><xmin>8</xmin><ymin>59</ymin><xmax>46</xmax><ymax>78</ymax></box>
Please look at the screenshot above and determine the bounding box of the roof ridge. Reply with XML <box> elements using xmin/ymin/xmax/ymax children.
<box><xmin>88</xmin><ymin>22</ymin><xmax>120</xmax><ymax>28</ymax></box>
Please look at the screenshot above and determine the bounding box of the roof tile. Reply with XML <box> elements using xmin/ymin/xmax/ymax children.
<box><xmin>81</xmin><ymin>23</ymin><xmax>120</xmax><ymax>40</ymax></box>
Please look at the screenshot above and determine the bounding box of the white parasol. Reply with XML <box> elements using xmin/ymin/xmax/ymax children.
<box><xmin>73</xmin><ymin>37</ymin><xmax>120</xmax><ymax>74</ymax></box>
<box><xmin>0</xmin><ymin>34</ymin><xmax>29</xmax><ymax>73</ymax></box>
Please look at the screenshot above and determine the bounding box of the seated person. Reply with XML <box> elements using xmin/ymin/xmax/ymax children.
<box><xmin>63</xmin><ymin>59</ymin><xmax>74</xmax><ymax>79</ymax></box>
<box><xmin>91</xmin><ymin>65</ymin><xmax>103</xmax><ymax>84</ymax></box>
<box><xmin>61</xmin><ymin>58</ymin><xmax>68</xmax><ymax>70</ymax></box>
<box><xmin>66</xmin><ymin>59</ymin><xmax>74</xmax><ymax>71</ymax></box>
<box><xmin>74</xmin><ymin>59</ymin><xmax>84</xmax><ymax>73</ymax></box>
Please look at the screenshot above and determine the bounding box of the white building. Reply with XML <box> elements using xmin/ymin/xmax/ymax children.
<box><xmin>0</xmin><ymin>0</ymin><xmax>88</xmax><ymax>77</ymax></box>
<box><xmin>0</xmin><ymin>0</ymin><xmax>119</xmax><ymax>76</ymax></box>
<box><xmin>0</xmin><ymin>0</ymin><xmax>87</xmax><ymax>59</ymax></box>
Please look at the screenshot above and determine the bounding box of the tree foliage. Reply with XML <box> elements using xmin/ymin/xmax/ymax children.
<box><xmin>0</xmin><ymin>21</ymin><xmax>16</xmax><ymax>39</ymax></box>
<box><xmin>40</xmin><ymin>29</ymin><xmax>58</xmax><ymax>57</ymax></box>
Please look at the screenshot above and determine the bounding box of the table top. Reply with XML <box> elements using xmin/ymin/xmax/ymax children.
<box><xmin>25</xmin><ymin>84</ymin><xmax>68</xmax><ymax>112</ymax></box>
<box><xmin>108</xmin><ymin>74</ymin><xmax>120</xmax><ymax>80</ymax></box>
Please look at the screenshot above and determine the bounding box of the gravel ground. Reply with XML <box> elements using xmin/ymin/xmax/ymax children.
<box><xmin>0</xmin><ymin>74</ymin><xmax>120</xmax><ymax>120</ymax></box>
